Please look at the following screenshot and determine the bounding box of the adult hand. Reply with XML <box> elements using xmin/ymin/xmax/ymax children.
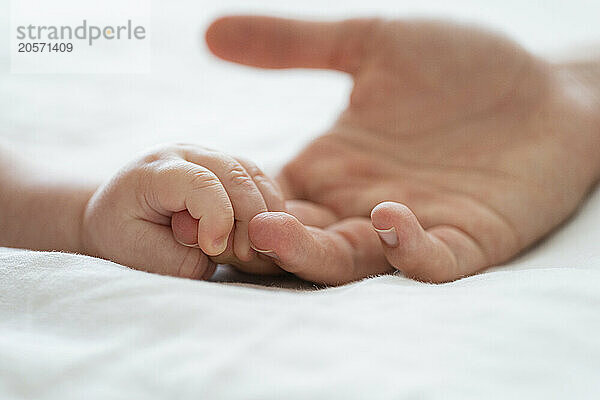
<box><xmin>205</xmin><ymin>16</ymin><xmax>600</xmax><ymax>284</ymax></box>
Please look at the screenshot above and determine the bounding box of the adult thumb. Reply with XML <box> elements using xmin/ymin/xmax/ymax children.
<box><xmin>205</xmin><ymin>15</ymin><xmax>378</xmax><ymax>74</ymax></box>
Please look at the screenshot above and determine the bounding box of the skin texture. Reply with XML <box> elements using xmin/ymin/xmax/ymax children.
<box><xmin>203</xmin><ymin>16</ymin><xmax>600</xmax><ymax>284</ymax></box>
<box><xmin>82</xmin><ymin>144</ymin><xmax>286</xmax><ymax>279</ymax></box>
<box><xmin>1</xmin><ymin>17</ymin><xmax>598</xmax><ymax>285</ymax></box>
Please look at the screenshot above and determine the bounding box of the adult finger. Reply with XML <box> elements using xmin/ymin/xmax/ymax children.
<box><xmin>371</xmin><ymin>201</ymin><xmax>488</xmax><ymax>283</ymax></box>
<box><xmin>205</xmin><ymin>15</ymin><xmax>379</xmax><ymax>75</ymax></box>
<box><xmin>170</xmin><ymin>209</ymin><xmax>283</xmax><ymax>275</ymax></box>
<box><xmin>248</xmin><ymin>212</ymin><xmax>390</xmax><ymax>285</ymax></box>
<box><xmin>171</xmin><ymin>157</ymin><xmax>286</xmax><ymax>252</ymax></box>
<box><xmin>284</xmin><ymin>200</ymin><xmax>339</xmax><ymax>228</ymax></box>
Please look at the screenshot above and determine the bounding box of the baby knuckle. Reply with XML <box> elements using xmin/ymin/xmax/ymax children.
<box><xmin>238</xmin><ymin>157</ymin><xmax>262</xmax><ymax>175</ymax></box>
<box><xmin>139</xmin><ymin>143</ymin><xmax>184</xmax><ymax>163</ymax></box>
<box><xmin>250</xmin><ymin>167</ymin><xmax>268</xmax><ymax>182</ymax></box>
<box><xmin>266</xmin><ymin>188</ymin><xmax>286</xmax><ymax>211</ymax></box>
<box><xmin>145</xmin><ymin>161</ymin><xmax>183</xmax><ymax>188</ymax></box>
<box><xmin>187</xmin><ymin>168</ymin><xmax>222</xmax><ymax>190</ymax></box>
<box><xmin>137</xmin><ymin>153</ymin><xmax>179</xmax><ymax>174</ymax></box>
<box><xmin>170</xmin><ymin>142</ymin><xmax>193</xmax><ymax>149</ymax></box>
<box><xmin>250</xmin><ymin>173</ymin><xmax>271</xmax><ymax>189</ymax></box>
<box><xmin>130</xmin><ymin>160</ymin><xmax>173</xmax><ymax>195</ymax></box>
<box><xmin>167</xmin><ymin>142</ymin><xmax>214</xmax><ymax>156</ymax></box>
<box><xmin>152</xmin><ymin>160</ymin><xmax>177</xmax><ymax>175</ymax></box>
<box><xmin>227</xmin><ymin>163</ymin><xmax>254</xmax><ymax>188</ymax></box>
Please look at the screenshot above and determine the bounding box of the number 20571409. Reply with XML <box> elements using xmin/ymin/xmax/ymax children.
<box><xmin>18</xmin><ymin>42</ymin><xmax>73</xmax><ymax>52</ymax></box>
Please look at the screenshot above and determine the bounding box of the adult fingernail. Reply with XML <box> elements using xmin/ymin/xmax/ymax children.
<box><xmin>373</xmin><ymin>226</ymin><xmax>398</xmax><ymax>247</ymax></box>
<box><xmin>250</xmin><ymin>243</ymin><xmax>279</xmax><ymax>261</ymax></box>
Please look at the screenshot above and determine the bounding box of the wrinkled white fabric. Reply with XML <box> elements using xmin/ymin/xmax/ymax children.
<box><xmin>2</xmin><ymin>208</ymin><xmax>600</xmax><ymax>399</ymax></box>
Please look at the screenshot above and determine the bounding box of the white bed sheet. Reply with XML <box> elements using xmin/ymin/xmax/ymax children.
<box><xmin>1</xmin><ymin>188</ymin><xmax>600</xmax><ymax>400</ymax></box>
<box><xmin>1</xmin><ymin>1</ymin><xmax>600</xmax><ymax>398</ymax></box>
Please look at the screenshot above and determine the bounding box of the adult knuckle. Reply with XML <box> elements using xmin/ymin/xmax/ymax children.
<box><xmin>331</xmin><ymin>18</ymin><xmax>382</xmax><ymax>72</ymax></box>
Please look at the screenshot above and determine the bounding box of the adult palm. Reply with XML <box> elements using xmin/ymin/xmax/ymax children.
<box><xmin>204</xmin><ymin>16</ymin><xmax>600</xmax><ymax>284</ymax></box>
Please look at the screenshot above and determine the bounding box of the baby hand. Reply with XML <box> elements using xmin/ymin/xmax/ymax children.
<box><xmin>82</xmin><ymin>143</ymin><xmax>285</xmax><ymax>279</ymax></box>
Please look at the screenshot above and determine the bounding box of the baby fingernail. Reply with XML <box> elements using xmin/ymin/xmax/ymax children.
<box><xmin>374</xmin><ymin>226</ymin><xmax>398</xmax><ymax>247</ymax></box>
<box><xmin>176</xmin><ymin>238</ymin><xmax>199</xmax><ymax>248</ymax></box>
<box><xmin>213</xmin><ymin>235</ymin><xmax>229</xmax><ymax>254</ymax></box>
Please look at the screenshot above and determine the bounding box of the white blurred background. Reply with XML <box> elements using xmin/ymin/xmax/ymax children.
<box><xmin>1</xmin><ymin>0</ymin><xmax>599</xmax><ymax>184</ymax></box>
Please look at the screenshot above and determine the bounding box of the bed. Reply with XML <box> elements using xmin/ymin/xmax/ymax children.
<box><xmin>1</xmin><ymin>1</ymin><xmax>599</xmax><ymax>398</ymax></box>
